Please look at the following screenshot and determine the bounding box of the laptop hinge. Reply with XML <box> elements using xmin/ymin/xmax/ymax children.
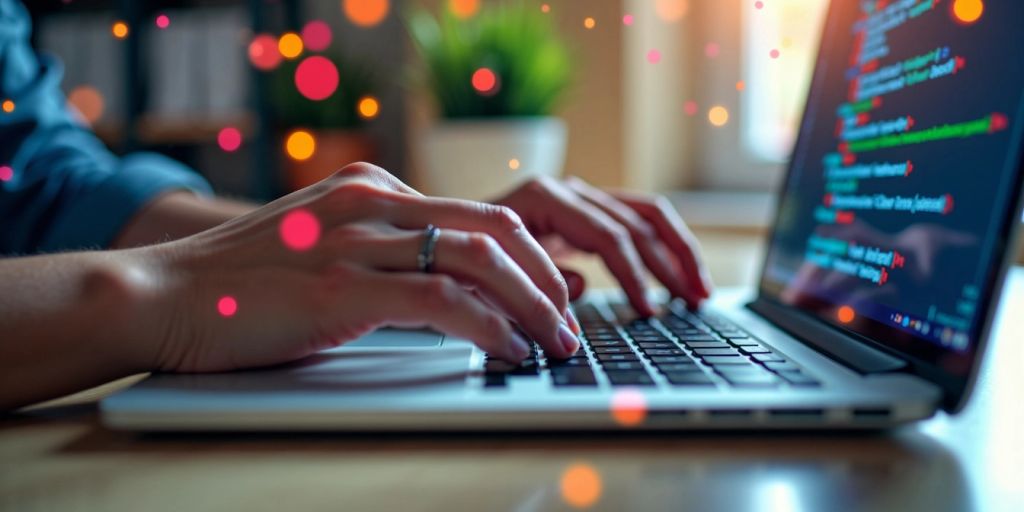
<box><xmin>748</xmin><ymin>298</ymin><xmax>907</xmax><ymax>374</ymax></box>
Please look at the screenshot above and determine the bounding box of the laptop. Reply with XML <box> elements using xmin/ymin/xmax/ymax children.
<box><xmin>102</xmin><ymin>0</ymin><xmax>1024</xmax><ymax>431</ymax></box>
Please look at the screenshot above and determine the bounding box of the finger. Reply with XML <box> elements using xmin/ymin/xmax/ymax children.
<box><xmin>559</xmin><ymin>267</ymin><xmax>587</xmax><ymax>300</ymax></box>
<box><xmin>566</xmin><ymin>178</ymin><xmax>704</xmax><ymax>306</ymax></box>
<box><xmin>376</xmin><ymin>193</ymin><xmax>571</xmax><ymax>316</ymax></box>
<box><xmin>327</xmin><ymin>265</ymin><xmax>531</xmax><ymax>362</ymax></box>
<box><xmin>328</xmin><ymin>162</ymin><xmax>423</xmax><ymax>196</ymax></box>
<box><xmin>610</xmin><ymin>191</ymin><xmax>714</xmax><ymax>299</ymax></box>
<box><xmin>524</xmin><ymin>183</ymin><xmax>654</xmax><ymax>316</ymax></box>
<box><xmin>331</xmin><ymin>228</ymin><xmax>579</xmax><ymax>358</ymax></box>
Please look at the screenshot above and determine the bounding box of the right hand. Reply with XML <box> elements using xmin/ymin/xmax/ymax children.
<box><xmin>127</xmin><ymin>163</ymin><xmax>579</xmax><ymax>374</ymax></box>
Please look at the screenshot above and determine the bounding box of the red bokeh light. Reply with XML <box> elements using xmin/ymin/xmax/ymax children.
<box><xmin>217</xmin><ymin>127</ymin><xmax>242</xmax><ymax>152</ymax></box>
<box><xmin>295</xmin><ymin>56</ymin><xmax>340</xmax><ymax>101</ymax></box>
<box><xmin>217</xmin><ymin>296</ymin><xmax>238</xmax><ymax>317</ymax></box>
<box><xmin>471</xmin><ymin>67</ymin><xmax>498</xmax><ymax>95</ymax></box>
<box><xmin>301</xmin><ymin>20</ymin><xmax>333</xmax><ymax>51</ymax></box>
<box><xmin>248</xmin><ymin>33</ymin><xmax>283</xmax><ymax>71</ymax></box>
<box><xmin>279</xmin><ymin>208</ymin><xmax>322</xmax><ymax>251</ymax></box>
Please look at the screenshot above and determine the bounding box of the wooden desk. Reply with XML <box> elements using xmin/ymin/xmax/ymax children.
<box><xmin>2</xmin><ymin>266</ymin><xmax>1022</xmax><ymax>512</ymax></box>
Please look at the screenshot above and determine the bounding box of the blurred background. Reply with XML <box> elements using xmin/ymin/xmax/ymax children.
<box><xmin>21</xmin><ymin>0</ymin><xmax>853</xmax><ymax>286</ymax></box>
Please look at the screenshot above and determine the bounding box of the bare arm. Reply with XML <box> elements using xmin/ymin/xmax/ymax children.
<box><xmin>112</xmin><ymin>191</ymin><xmax>257</xmax><ymax>248</ymax></box>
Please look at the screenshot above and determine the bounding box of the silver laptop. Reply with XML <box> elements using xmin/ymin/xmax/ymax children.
<box><xmin>102</xmin><ymin>0</ymin><xmax>1024</xmax><ymax>431</ymax></box>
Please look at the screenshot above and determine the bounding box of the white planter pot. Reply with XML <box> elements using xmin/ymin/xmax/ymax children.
<box><xmin>421</xmin><ymin>117</ymin><xmax>567</xmax><ymax>201</ymax></box>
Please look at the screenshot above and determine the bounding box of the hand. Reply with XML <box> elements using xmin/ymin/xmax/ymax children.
<box><xmin>131</xmin><ymin>163</ymin><xmax>579</xmax><ymax>373</ymax></box>
<box><xmin>494</xmin><ymin>177</ymin><xmax>714</xmax><ymax>315</ymax></box>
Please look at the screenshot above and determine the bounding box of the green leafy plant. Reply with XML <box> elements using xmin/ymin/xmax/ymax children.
<box><xmin>407</xmin><ymin>1</ymin><xmax>573</xmax><ymax>118</ymax></box>
<box><xmin>268</xmin><ymin>52</ymin><xmax>375</xmax><ymax>130</ymax></box>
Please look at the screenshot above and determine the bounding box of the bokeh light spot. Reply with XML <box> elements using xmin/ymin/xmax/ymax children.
<box><xmin>541</xmin><ymin>4</ymin><xmax>550</xmax><ymax>13</ymax></box>
<box><xmin>471</xmin><ymin>67</ymin><xmax>498</xmax><ymax>95</ymax></box>
<box><xmin>217</xmin><ymin>127</ymin><xmax>242</xmax><ymax>152</ymax></box>
<box><xmin>295</xmin><ymin>56</ymin><xmax>339</xmax><ymax>101</ymax></box>
<box><xmin>508</xmin><ymin>158</ymin><xmax>520</xmax><ymax>170</ymax></box>
<box><xmin>769</xmin><ymin>48</ymin><xmax>780</xmax><ymax>59</ymax></box>
<box><xmin>217</xmin><ymin>296</ymin><xmax>238</xmax><ymax>317</ymax></box>
<box><xmin>708</xmin><ymin>105</ymin><xmax>729</xmax><ymax>127</ymax></box>
<box><xmin>344</xmin><ymin>0</ymin><xmax>390</xmax><ymax>28</ymax></box>
<box><xmin>67</xmin><ymin>86</ymin><xmax>105</xmax><ymax>125</ymax></box>
<box><xmin>838</xmin><ymin>305</ymin><xmax>856</xmax><ymax>324</ymax></box>
<box><xmin>583</xmin><ymin>17</ymin><xmax>596</xmax><ymax>29</ymax></box>
<box><xmin>952</xmin><ymin>0</ymin><xmax>983</xmax><ymax>24</ymax></box>
<box><xmin>280</xmin><ymin>208</ymin><xmax>322</xmax><ymax>252</ymax></box>
<box><xmin>561</xmin><ymin>464</ymin><xmax>602</xmax><ymax>508</ymax></box>
<box><xmin>286</xmin><ymin>130</ymin><xmax>316</xmax><ymax>161</ymax></box>
<box><xmin>755</xmin><ymin>1</ymin><xmax>764</xmax><ymax>9</ymax></box>
<box><xmin>155</xmin><ymin>14</ymin><xmax>170</xmax><ymax>29</ymax></box>
<box><xmin>249</xmin><ymin>34</ymin><xmax>283</xmax><ymax>71</ymax></box>
<box><xmin>611</xmin><ymin>388</ymin><xmax>648</xmax><ymax>427</ymax></box>
<box><xmin>278</xmin><ymin>32</ymin><xmax>304</xmax><ymax>60</ymax></box>
<box><xmin>704</xmin><ymin>42</ymin><xmax>719</xmax><ymax>58</ymax></box>
<box><xmin>1</xmin><ymin>99</ymin><xmax>14</xmax><ymax>113</ymax></box>
<box><xmin>655</xmin><ymin>0</ymin><xmax>689</xmax><ymax>22</ymax></box>
<box><xmin>357</xmin><ymin>96</ymin><xmax>380</xmax><ymax>119</ymax></box>
<box><xmin>112</xmin><ymin>21</ymin><xmax>129</xmax><ymax>39</ymax></box>
<box><xmin>622</xmin><ymin>14</ymin><xmax>634</xmax><ymax>26</ymax></box>
<box><xmin>301</xmin><ymin>20</ymin><xmax>333</xmax><ymax>51</ymax></box>
<box><xmin>0</xmin><ymin>166</ymin><xmax>12</xmax><ymax>182</ymax></box>
<box><xmin>449</xmin><ymin>0</ymin><xmax>480</xmax><ymax>19</ymax></box>
<box><xmin>684</xmin><ymin>100</ymin><xmax>698</xmax><ymax>116</ymax></box>
<box><xmin>735</xmin><ymin>80</ymin><xmax>746</xmax><ymax>91</ymax></box>
<box><xmin>646</xmin><ymin>49</ymin><xmax>662</xmax><ymax>64</ymax></box>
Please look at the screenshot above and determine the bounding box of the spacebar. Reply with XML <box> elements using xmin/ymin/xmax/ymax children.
<box><xmin>551</xmin><ymin>367</ymin><xmax>598</xmax><ymax>386</ymax></box>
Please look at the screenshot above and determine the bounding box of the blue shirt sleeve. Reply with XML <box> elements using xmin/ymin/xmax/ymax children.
<box><xmin>0</xmin><ymin>0</ymin><xmax>213</xmax><ymax>255</ymax></box>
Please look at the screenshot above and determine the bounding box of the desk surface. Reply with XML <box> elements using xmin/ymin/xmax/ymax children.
<box><xmin>2</xmin><ymin>269</ymin><xmax>1023</xmax><ymax>512</ymax></box>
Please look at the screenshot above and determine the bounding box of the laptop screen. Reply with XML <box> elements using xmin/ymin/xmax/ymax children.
<box><xmin>760</xmin><ymin>0</ymin><xmax>1024</xmax><ymax>373</ymax></box>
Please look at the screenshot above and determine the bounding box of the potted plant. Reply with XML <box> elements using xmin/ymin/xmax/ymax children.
<box><xmin>269</xmin><ymin>52</ymin><xmax>378</xmax><ymax>191</ymax></box>
<box><xmin>408</xmin><ymin>1</ymin><xmax>573</xmax><ymax>200</ymax></box>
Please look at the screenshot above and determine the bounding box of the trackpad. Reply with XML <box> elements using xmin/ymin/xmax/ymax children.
<box><xmin>342</xmin><ymin>328</ymin><xmax>444</xmax><ymax>348</ymax></box>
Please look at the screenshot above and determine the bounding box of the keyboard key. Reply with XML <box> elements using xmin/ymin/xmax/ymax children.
<box><xmin>777</xmin><ymin>370</ymin><xmax>820</xmax><ymax>386</ymax></box>
<box><xmin>675</xmin><ymin>334</ymin><xmax>719</xmax><ymax>342</ymax></box>
<box><xmin>693</xmin><ymin>348</ymin><xmax>740</xmax><ymax>356</ymax></box>
<box><xmin>485</xmin><ymin>360</ymin><xmax>517</xmax><ymax>372</ymax></box>
<box><xmin>551</xmin><ymin>367</ymin><xmax>598</xmax><ymax>386</ymax></box>
<box><xmin>702</xmin><ymin>355</ymin><xmax>753</xmax><ymax>366</ymax></box>
<box><xmin>764</xmin><ymin>361</ymin><xmax>800</xmax><ymax>372</ymax></box>
<box><xmin>719</xmin><ymin>331</ymin><xmax>749</xmax><ymax>339</ymax></box>
<box><xmin>510</xmin><ymin>359</ymin><xmax>540</xmax><ymax>375</ymax></box>
<box><xmin>752</xmin><ymin>353</ymin><xmax>786</xmax><ymax>363</ymax></box>
<box><xmin>656</xmin><ymin>363</ymin><xmax>701</xmax><ymax>372</ymax></box>
<box><xmin>683</xmin><ymin>341</ymin><xmax>731</xmax><ymax>349</ymax></box>
<box><xmin>720</xmin><ymin>372</ymin><xmax>780</xmax><ymax>387</ymax></box>
<box><xmin>631</xmin><ymin>334</ymin><xmax>668</xmax><ymax>342</ymax></box>
<box><xmin>663</xmin><ymin>371</ymin><xmax>716</xmax><ymax>386</ymax></box>
<box><xmin>605</xmin><ymin>370</ymin><xmax>656</xmax><ymax>386</ymax></box>
<box><xmin>594</xmin><ymin>346</ymin><xmax>633</xmax><ymax>354</ymax></box>
<box><xmin>589</xmin><ymin>340</ymin><xmax>628</xmax><ymax>348</ymax></box>
<box><xmin>636</xmin><ymin>342</ymin><xmax>677</xmax><ymax>350</ymax></box>
<box><xmin>739</xmin><ymin>346</ymin><xmax>771</xmax><ymax>354</ymax></box>
<box><xmin>726</xmin><ymin>338</ymin><xmax>761</xmax><ymax>346</ymax></box>
<box><xmin>547</xmin><ymin>357</ymin><xmax>591</xmax><ymax>367</ymax></box>
<box><xmin>714</xmin><ymin>365</ymin><xmax>770</xmax><ymax>375</ymax></box>
<box><xmin>649</xmin><ymin>355</ymin><xmax>695</xmax><ymax>364</ymax></box>
<box><xmin>596</xmin><ymin>353</ymin><xmax>641</xmax><ymax>362</ymax></box>
<box><xmin>602</xmin><ymin>361</ymin><xmax>647</xmax><ymax>371</ymax></box>
<box><xmin>484</xmin><ymin>373</ymin><xmax>506</xmax><ymax>387</ymax></box>
<box><xmin>644</xmin><ymin>348</ymin><xmax>687</xmax><ymax>357</ymax></box>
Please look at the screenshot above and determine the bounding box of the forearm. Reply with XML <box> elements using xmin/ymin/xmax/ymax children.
<box><xmin>113</xmin><ymin>191</ymin><xmax>257</xmax><ymax>249</ymax></box>
<box><xmin>0</xmin><ymin>249</ymin><xmax>165</xmax><ymax>411</ymax></box>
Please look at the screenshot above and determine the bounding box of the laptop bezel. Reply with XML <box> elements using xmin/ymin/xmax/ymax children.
<box><xmin>749</xmin><ymin>0</ymin><xmax>1024</xmax><ymax>412</ymax></box>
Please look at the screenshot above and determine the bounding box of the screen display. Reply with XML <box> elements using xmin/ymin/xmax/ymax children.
<box><xmin>761</xmin><ymin>0</ymin><xmax>1024</xmax><ymax>368</ymax></box>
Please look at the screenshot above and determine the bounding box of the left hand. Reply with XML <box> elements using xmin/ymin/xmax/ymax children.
<box><xmin>494</xmin><ymin>176</ymin><xmax>714</xmax><ymax>315</ymax></box>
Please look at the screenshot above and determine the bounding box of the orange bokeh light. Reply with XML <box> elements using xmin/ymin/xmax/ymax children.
<box><xmin>838</xmin><ymin>305</ymin><xmax>855</xmax><ymax>324</ymax></box>
<box><xmin>278</xmin><ymin>32</ymin><xmax>304</xmax><ymax>60</ymax></box>
<box><xmin>357</xmin><ymin>96</ymin><xmax>380</xmax><ymax>119</ymax></box>
<box><xmin>708</xmin><ymin>105</ymin><xmax>729</xmax><ymax>127</ymax></box>
<box><xmin>508</xmin><ymin>158</ymin><xmax>520</xmax><ymax>170</ymax></box>
<box><xmin>561</xmin><ymin>463</ymin><xmax>602</xmax><ymax>508</ymax></box>
<box><xmin>286</xmin><ymin>130</ymin><xmax>316</xmax><ymax>161</ymax></box>
<box><xmin>449</xmin><ymin>0</ymin><xmax>479</xmax><ymax>19</ymax></box>
<box><xmin>1</xmin><ymin>99</ymin><xmax>14</xmax><ymax>113</ymax></box>
<box><xmin>735</xmin><ymin>80</ymin><xmax>746</xmax><ymax>91</ymax></box>
<box><xmin>111</xmin><ymin>21</ymin><xmax>129</xmax><ymax>39</ymax></box>
<box><xmin>952</xmin><ymin>0</ymin><xmax>983</xmax><ymax>24</ymax></box>
<box><xmin>655</xmin><ymin>0</ymin><xmax>689</xmax><ymax>22</ymax></box>
<box><xmin>67</xmin><ymin>86</ymin><xmax>105</xmax><ymax>125</ymax></box>
<box><xmin>583</xmin><ymin>17</ymin><xmax>596</xmax><ymax>29</ymax></box>
<box><xmin>610</xmin><ymin>388</ymin><xmax>647</xmax><ymax>427</ymax></box>
<box><xmin>343</xmin><ymin>0</ymin><xmax>390</xmax><ymax>28</ymax></box>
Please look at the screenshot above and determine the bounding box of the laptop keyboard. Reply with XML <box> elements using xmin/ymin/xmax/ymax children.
<box><xmin>482</xmin><ymin>300</ymin><xmax>820</xmax><ymax>390</ymax></box>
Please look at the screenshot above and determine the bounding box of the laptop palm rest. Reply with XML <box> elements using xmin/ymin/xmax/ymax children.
<box><xmin>342</xmin><ymin>328</ymin><xmax>444</xmax><ymax>348</ymax></box>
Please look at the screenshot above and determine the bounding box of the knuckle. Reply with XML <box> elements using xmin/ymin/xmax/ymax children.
<box><xmin>600</xmin><ymin>224</ymin><xmax>630</xmax><ymax>248</ymax></box>
<box><xmin>483</xmin><ymin>313</ymin><xmax>510</xmax><ymax>340</ymax></box>
<box><xmin>524</xmin><ymin>176</ymin><xmax>558</xmax><ymax>196</ymax></box>
<box><xmin>480</xmin><ymin>204</ymin><xmax>524</xmax><ymax>234</ymax></box>
<box><xmin>422</xmin><ymin>276</ymin><xmax>459</xmax><ymax>307</ymax></box>
<box><xmin>331</xmin><ymin>161</ymin><xmax>376</xmax><ymax>180</ymax></box>
<box><xmin>464</xmin><ymin>233</ymin><xmax>503</xmax><ymax>269</ymax></box>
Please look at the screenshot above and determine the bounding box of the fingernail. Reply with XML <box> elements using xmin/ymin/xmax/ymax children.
<box><xmin>565</xmin><ymin>309</ymin><xmax>581</xmax><ymax>335</ymax></box>
<box><xmin>558</xmin><ymin>324</ymin><xmax>580</xmax><ymax>354</ymax></box>
<box><xmin>510</xmin><ymin>332</ymin><xmax>532</xmax><ymax>360</ymax></box>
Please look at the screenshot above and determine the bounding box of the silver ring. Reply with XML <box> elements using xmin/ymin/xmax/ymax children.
<box><xmin>417</xmin><ymin>225</ymin><xmax>441</xmax><ymax>273</ymax></box>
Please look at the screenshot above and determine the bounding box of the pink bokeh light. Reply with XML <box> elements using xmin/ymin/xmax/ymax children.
<box><xmin>770</xmin><ymin>48</ymin><xmax>780</xmax><ymax>59</ymax></box>
<box><xmin>295</xmin><ymin>56</ymin><xmax>339</xmax><ymax>101</ymax></box>
<box><xmin>217</xmin><ymin>127</ymin><xmax>242</xmax><ymax>152</ymax></box>
<box><xmin>249</xmin><ymin>34</ymin><xmax>282</xmax><ymax>71</ymax></box>
<box><xmin>279</xmin><ymin>209</ymin><xmax>322</xmax><ymax>252</ymax></box>
<box><xmin>684</xmin><ymin>100</ymin><xmax>698</xmax><ymax>116</ymax></box>
<box><xmin>646</xmin><ymin>49</ymin><xmax>662</xmax><ymax>64</ymax></box>
<box><xmin>704</xmin><ymin>42</ymin><xmax>719</xmax><ymax>58</ymax></box>
<box><xmin>755</xmin><ymin>1</ymin><xmax>764</xmax><ymax>9</ymax></box>
<box><xmin>0</xmin><ymin>165</ymin><xmax>12</xmax><ymax>182</ymax></box>
<box><xmin>301</xmin><ymin>20</ymin><xmax>333</xmax><ymax>52</ymax></box>
<box><xmin>217</xmin><ymin>296</ymin><xmax>238</xmax><ymax>317</ymax></box>
<box><xmin>155</xmin><ymin>14</ymin><xmax>170</xmax><ymax>29</ymax></box>
<box><xmin>622</xmin><ymin>14</ymin><xmax>634</xmax><ymax>26</ymax></box>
